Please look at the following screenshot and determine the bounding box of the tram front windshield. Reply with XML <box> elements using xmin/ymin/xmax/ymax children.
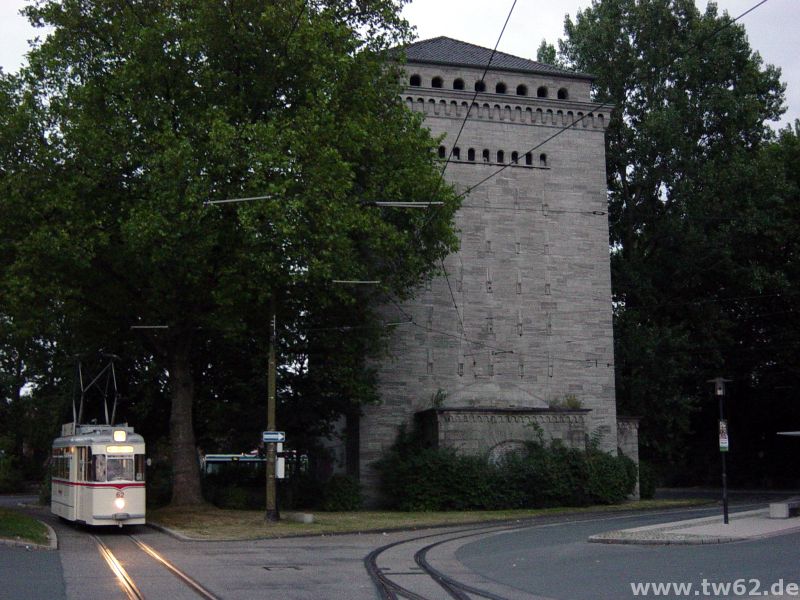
<box><xmin>107</xmin><ymin>457</ymin><xmax>134</xmax><ymax>481</ymax></box>
<box><xmin>93</xmin><ymin>454</ymin><xmax>145</xmax><ymax>482</ymax></box>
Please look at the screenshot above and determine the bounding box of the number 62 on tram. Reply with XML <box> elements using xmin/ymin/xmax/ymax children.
<box><xmin>51</xmin><ymin>423</ymin><xmax>146</xmax><ymax>526</ymax></box>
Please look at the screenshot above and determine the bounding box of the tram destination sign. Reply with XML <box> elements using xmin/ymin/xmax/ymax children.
<box><xmin>262</xmin><ymin>431</ymin><xmax>286</xmax><ymax>443</ymax></box>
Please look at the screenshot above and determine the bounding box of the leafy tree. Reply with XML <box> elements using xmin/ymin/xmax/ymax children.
<box><xmin>559</xmin><ymin>0</ymin><xmax>786</xmax><ymax>470</ymax></box>
<box><xmin>535</xmin><ymin>39</ymin><xmax>558</xmax><ymax>66</ymax></box>
<box><xmin>0</xmin><ymin>0</ymin><xmax>458</xmax><ymax>505</ymax></box>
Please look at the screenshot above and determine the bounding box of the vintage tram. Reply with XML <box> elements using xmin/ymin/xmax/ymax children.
<box><xmin>51</xmin><ymin>422</ymin><xmax>146</xmax><ymax>526</ymax></box>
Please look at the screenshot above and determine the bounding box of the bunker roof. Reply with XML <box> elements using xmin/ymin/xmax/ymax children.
<box><xmin>401</xmin><ymin>36</ymin><xmax>594</xmax><ymax>81</ymax></box>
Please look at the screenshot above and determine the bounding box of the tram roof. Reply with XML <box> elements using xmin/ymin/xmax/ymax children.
<box><xmin>53</xmin><ymin>423</ymin><xmax>144</xmax><ymax>447</ymax></box>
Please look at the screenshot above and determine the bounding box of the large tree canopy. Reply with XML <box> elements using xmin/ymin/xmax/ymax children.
<box><xmin>0</xmin><ymin>0</ymin><xmax>459</xmax><ymax>504</ymax></box>
<box><xmin>560</xmin><ymin>0</ymin><xmax>793</xmax><ymax>477</ymax></box>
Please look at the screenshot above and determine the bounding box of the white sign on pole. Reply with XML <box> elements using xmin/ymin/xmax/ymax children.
<box><xmin>719</xmin><ymin>420</ymin><xmax>729</xmax><ymax>452</ymax></box>
<box><xmin>262</xmin><ymin>431</ymin><xmax>286</xmax><ymax>443</ymax></box>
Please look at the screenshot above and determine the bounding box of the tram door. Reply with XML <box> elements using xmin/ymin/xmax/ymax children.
<box><xmin>51</xmin><ymin>447</ymin><xmax>77</xmax><ymax>520</ymax></box>
<box><xmin>75</xmin><ymin>446</ymin><xmax>90</xmax><ymax>521</ymax></box>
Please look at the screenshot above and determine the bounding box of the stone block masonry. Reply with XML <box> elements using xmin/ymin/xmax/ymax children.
<box><xmin>353</xmin><ymin>38</ymin><xmax>628</xmax><ymax>504</ymax></box>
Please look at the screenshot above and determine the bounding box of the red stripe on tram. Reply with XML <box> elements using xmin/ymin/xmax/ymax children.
<box><xmin>51</xmin><ymin>479</ymin><xmax>145</xmax><ymax>490</ymax></box>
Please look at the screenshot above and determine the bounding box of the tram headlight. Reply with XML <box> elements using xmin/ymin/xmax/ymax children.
<box><xmin>114</xmin><ymin>497</ymin><xmax>126</xmax><ymax>510</ymax></box>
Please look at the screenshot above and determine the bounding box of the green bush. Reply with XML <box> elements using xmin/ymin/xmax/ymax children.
<box><xmin>586</xmin><ymin>448</ymin><xmax>636</xmax><ymax>504</ymax></box>
<box><xmin>146</xmin><ymin>462</ymin><xmax>173</xmax><ymax>508</ymax></box>
<box><xmin>638</xmin><ymin>460</ymin><xmax>656</xmax><ymax>499</ymax></box>
<box><xmin>376</xmin><ymin>430</ymin><xmax>638</xmax><ymax>511</ymax></box>
<box><xmin>39</xmin><ymin>470</ymin><xmax>51</xmax><ymax>505</ymax></box>
<box><xmin>0</xmin><ymin>455</ymin><xmax>24</xmax><ymax>493</ymax></box>
<box><xmin>215</xmin><ymin>486</ymin><xmax>253</xmax><ymax>509</ymax></box>
<box><xmin>279</xmin><ymin>473</ymin><xmax>323</xmax><ymax>510</ymax></box>
<box><xmin>321</xmin><ymin>475</ymin><xmax>363</xmax><ymax>511</ymax></box>
<box><xmin>377</xmin><ymin>441</ymin><xmax>506</xmax><ymax>511</ymax></box>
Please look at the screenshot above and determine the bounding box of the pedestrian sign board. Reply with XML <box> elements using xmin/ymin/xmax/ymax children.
<box><xmin>719</xmin><ymin>420</ymin><xmax>729</xmax><ymax>452</ymax></box>
<box><xmin>262</xmin><ymin>431</ymin><xmax>286</xmax><ymax>443</ymax></box>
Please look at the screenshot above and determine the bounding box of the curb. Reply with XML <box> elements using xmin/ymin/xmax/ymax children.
<box><xmin>146</xmin><ymin>521</ymin><xmax>197</xmax><ymax>542</ymax></box>
<box><xmin>0</xmin><ymin>519</ymin><xmax>58</xmax><ymax>551</ymax></box>
<box><xmin>588</xmin><ymin>508</ymin><xmax>800</xmax><ymax>546</ymax></box>
<box><xmin>588</xmin><ymin>532</ymin><xmax>744</xmax><ymax>545</ymax></box>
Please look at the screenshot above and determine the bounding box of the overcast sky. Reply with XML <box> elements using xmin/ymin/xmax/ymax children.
<box><xmin>0</xmin><ymin>0</ymin><xmax>796</xmax><ymax>130</ymax></box>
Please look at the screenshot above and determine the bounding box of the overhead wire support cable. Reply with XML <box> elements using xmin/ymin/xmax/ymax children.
<box><xmin>204</xmin><ymin>194</ymin><xmax>278</xmax><ymax>205</ymax></box>
<box><xmin>435</xmin><ymin>0</ymin><xmax>519</xmax><ymax>186</ymax></box>
<box><xmin>451</xmin><ymin>0</ymin><xmax>772</xmax><ymax>201</ymax></box>
<box><xmin>408</xmin><ymin>0</ymin><xmax>519</xmax><ymax>344</ymax></box>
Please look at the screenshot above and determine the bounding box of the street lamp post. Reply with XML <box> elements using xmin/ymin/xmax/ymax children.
<box><xmin>709</xmin><ymin>377</ymin><xmax>732</xmax><ymax>524</ymax></box>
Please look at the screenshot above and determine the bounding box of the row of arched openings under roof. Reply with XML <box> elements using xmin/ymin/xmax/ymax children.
<box><xmin>438</xmin><ymin>146</ymin><xmax>548</xmax><ymax>167</ymax></box>
<box><xmin>409</xmin><ymin>74</ymin><xmax>569</xmax><ymax>99</ymax></box>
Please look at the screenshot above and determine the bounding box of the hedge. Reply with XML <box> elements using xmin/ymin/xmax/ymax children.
<box><xmin>375</xmin><ymin>429</ymin><xmax>637</xmax><ymax>511</ymax></box>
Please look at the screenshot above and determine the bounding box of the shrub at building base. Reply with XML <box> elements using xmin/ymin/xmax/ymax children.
<box><xmin>321</xmin><ymin>475</ymin><xmax>363</xmax><ymax>511</ymax></box>
<box><xmin>376</xmin><ymin>431</ymin><xmax>637</xmax><ymax>511</ymax></box>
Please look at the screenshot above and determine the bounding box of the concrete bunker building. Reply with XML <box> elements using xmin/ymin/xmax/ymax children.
<box><xmin>346</xmin><ymin>37</ymin><xmax>639</xmax><ymax>500</ymax></box>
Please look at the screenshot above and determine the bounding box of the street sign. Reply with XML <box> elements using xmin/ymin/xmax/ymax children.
<box><xmin>719</xmin><ymin>420</ymin><xmax>729</xmax><ymax>452</ymax></box>
<box><xmin>262</xmin><ymin>431</ymin><xmax>286</xmax><ymax>443</ymax></box>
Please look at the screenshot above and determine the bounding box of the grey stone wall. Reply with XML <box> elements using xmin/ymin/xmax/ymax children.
<box><xmin>357</xmin><ymin>59</ymin><xmax>619</xmax><ymax>503</ymax></box>
<box><xmin>416</xmin><ymin>407</ymin><xmax>590</xmax><ymax>460</ymax></box>
<box><xmin>617</xmin><ymin>417</ymin><xmax>641</xmax><ymax>499</ymax></box>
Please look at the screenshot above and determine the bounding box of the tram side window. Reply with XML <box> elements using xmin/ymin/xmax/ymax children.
<box><xmin>77</xmin><ymin>447</ymin><xmax>91</xmax><ymax>481</ymax></box>
<box><xmin>51</xmin><ymin>448</ymin><xmax>71</xmax><ymax>479</ymax></box>
<box><xmin>135</xmin><ymin>455</ymin><xmax>146</xmax><ymax>482</ymax></box>
<box><xmin>107</xmin><ymin>457</ymin><xmax>134</xmax><ymax>482</ymax></box>
<box><xmin>93</xmin><ymin>454</ymin><xmax>106</xmax><ymax>482</ymax></box>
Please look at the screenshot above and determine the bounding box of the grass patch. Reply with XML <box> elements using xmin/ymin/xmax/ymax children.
<box><xmin>149</xmin><ymin>498</ymin><xmax>710</xmax><ymax>540</ymax></box>
<box><xmin>0</xmin><ymin>507</ymin><xmax>50</xmax><ymax>546</ymax></box>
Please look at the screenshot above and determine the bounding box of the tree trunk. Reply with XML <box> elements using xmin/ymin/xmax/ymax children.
<box><xmin>169</xmin><ymin>339</ymin><xmax>204</xmax><ymax>506</ymax></box>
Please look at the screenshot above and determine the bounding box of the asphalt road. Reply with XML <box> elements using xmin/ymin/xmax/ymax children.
<box><xmin>3</xmin><ymin>495</ymin><xmax>799</xmax><ymax>600</ymax></box>
<box><xmin>456</xmin><ymin>506</ymin><xmax>800</xmax><ymax>600</ymax></box>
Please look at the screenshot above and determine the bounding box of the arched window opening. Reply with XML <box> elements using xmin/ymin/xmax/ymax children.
<box><xmin>453</xmin><ymin>147</ymin><xmax>461</xmax><ymax>160</ymax></box>
<box><xmin>511</xmin><ymin>151</ymin><xmax>519</xmax><ymax>164</ymax></box>
<box><xmin>438</xmin><ymin>146</ymin><xmax>446</xmax><ymax>159</ymax></box>
<box><xmin>482</xmin><ymin>149</ymin><xmax>490</xmax><ymax>162</ymax></box>
<box><xmin>516</xmin><ymin>84</ymin><xmax>528</xmax><ymax>96</ymax></box>
<box><xmin>497</xmin><ymin>150</ymin><xmax>505</xmax><ymax>163</ymax></box>
<box><xmin>525</xmin><ymin>152</ymin><xmax>533</xmax><ymax>166</ymax></box>
<box><xmin>468</xmin><ymin>148</ymin><xmax>476</xmax><ymax>162</ymax></box>
<box><xmin>475</xmin><ymin>80</ymin><xmax>486</xmax><ymax>92</ymax></box>
<box><xmin>557</xmin><ymin>87</ymin><xmax>568</xmax><ymax>100</ymax></box>
<box><xmin>453</xmin><ymin>78</ymin><xmax>465</xmax><ymax>90</ymax></box>
<box><xmin>495</xmin><ymin>82</ymin><xmax>507</xmax><ymax>94</ymax></box>
<box><xmin>410</xmin><ymin>74</ymin><xmax>421</xmax><ymax>87</ymax></box>
<box><xmin>537</xmin><ymin>86</ymin><xmax>548</xmax><ymax>98</ymax></box>
<box><xmin>539</xmin><ymin>153</ymin><xmax>548</xmax><ymax>167</ymax></box>
<box><xmin>432</xmin><ymin>76</ymin><xmax>443</xmax><ymax>88</ymax></box>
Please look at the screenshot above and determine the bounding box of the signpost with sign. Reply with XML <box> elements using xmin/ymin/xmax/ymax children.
<box><xmin>719</xmin><ymin>420</ymin><xmax>729</xmax><ymax>452</ymax></box>
<box><xmin>262</xmin><ymin>431</ymin><xmax>286</xmax><ymax>443</ymax></box>
<box><xmin>709</xmin><ymin>377</ymin><xmax>732</xmax><ymax>524</ymax></box>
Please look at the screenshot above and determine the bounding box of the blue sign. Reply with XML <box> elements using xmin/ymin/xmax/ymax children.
<box><xmin>262</xmin><ymin>431</ymin><xmax>286</xmax><ymax>443</ymax></box>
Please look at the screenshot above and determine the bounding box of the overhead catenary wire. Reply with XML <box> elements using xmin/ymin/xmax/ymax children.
<box><xmin>438</xmin><ymin>0</ymin><xmax>773</xmax><ymax>202</ymax></box>
<box><xmin>434</xmin><ymin>0</ymin><xmax>519</xmax><ymax>187</ymax></box>
<box><xmin>196</xmin><ymin>0</ymin><xmax>777</xmax><ymax>376</ymax></box>
<box><xmin>404</xmin><ymin>0</ymin><xmax>775</xmax><ymax>363</ymax></box>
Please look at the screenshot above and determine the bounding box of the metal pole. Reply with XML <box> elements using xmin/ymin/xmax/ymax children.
<box><xmin>719</xmin><ymin>391</ymin><xmax>729</xmax><ymax>524</ymax></box>
<box><xmin>266</xmin><ymin>297</ymin><xmax>279</xmax><ymax>522</ymax></box>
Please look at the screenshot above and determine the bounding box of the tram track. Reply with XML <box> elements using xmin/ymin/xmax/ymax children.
<box><xmin>365</xmin><ymin>504</ymin><xmax>753</xmax><ymax>600</ymax></box>
<box><xmin>92</xmin><ymin>532</ymin><xmax>220</xmax><ymax>600</ymax></box>
<box><xmin>365</xmin><ymin>521</ymin><xmax>524</xmax><ymax>600</ymax></box>
<box><xmin>94</xmin><ymin>535</ymin><xmax>145</xmax><ymax>600</ymax></box>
